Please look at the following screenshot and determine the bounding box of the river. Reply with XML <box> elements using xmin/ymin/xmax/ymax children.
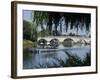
<box><xmin>23</xmin><ymin>46</ymin><xmax>91</xmax><ymax>69</ymax></box>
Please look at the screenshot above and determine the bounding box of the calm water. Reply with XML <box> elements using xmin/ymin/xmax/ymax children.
<box><xmin>23</xmin><ymin>46</ymin><xmax>90</xmax><ymax>69</ymax></box>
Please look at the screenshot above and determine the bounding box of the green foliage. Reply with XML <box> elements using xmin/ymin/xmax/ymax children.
<box><xmin>23</xmin><ymin>40</ymin><xmax>37</xmax><ymax>49</ymax></box>
<box><xmin>23</xmin><ymin>11</ymin><xmax>91</xmax><ymax>49</ymax></box>
<box><xmin>33</xmin><ymin>11</ymin><xmax>48</xmax><ymax>37</ymax></box>
<box><xmin>34</xmin><ymin>11</ymin><xmax>48</xmax><ymax>26</ymax></box>
<box><xmin>45</xmin><ymin>26</ymin><xmax>53</xmax><ymax>36</ymax></box>
<box><xmin>31</xmin><ymin>22</ymin><xmax>37</xmax><ymax>41</ymax></box>
<box><xmin>23</xmin><ymin>20</ymin><xmax>32</xmax><ymax>40</ymax></box>
<box><xmin>23</xmin><ymin>20</ymin><xmax>37</xmax><ymax>41</ymax></box>
<box><xmin>33</xmin><ymin>11</ymin><xmax>90</xmax><ymax>36</ymax></box>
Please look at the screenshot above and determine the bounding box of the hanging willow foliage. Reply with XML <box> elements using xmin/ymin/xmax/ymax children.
<box><xmin>32</xmin><ymin>11</ymin><xmax>91</xmax><ymax>36</ymax></box>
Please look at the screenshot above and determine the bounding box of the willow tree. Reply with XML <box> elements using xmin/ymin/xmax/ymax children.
<box><xmin>33</xmin><ymin>11</ymin><xmax>62</xmax><ymax>36</ymax></box>
<box><xmin>32</xmin><ymin>11</ymin><xmax>90</xmax><ymax>37</ymax></box>
<box><xmin>49</xmin><ymin>12</ymin><xmax>61</xmax><ymax>36</ymax></box>
<box><xmin>33</xmin><ymin>11</ymin><xmax>49</xmax><ymax>37</ymax></box>
<box><xmin>63</xmin><ymin>13</ymin><xmax>90</xmax><ymax>31</ymax></box>
<box><xmin>23</xmin><ymin>20</ymin><xmax>33</xmax><ymax>40</ymax></box>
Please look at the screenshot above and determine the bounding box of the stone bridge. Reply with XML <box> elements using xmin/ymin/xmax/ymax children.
<box><xmin>38</xmin><ymin>36</ymin><xmax>90</xmax><ymax>43</ymax></box>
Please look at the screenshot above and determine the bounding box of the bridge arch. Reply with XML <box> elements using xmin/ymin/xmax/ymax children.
<box><xmin>78</xmin><ymin>39</ymin><xmax>87</xmax><ymax>44</ymax></box>
<box><xmin>62</xmin><ymin>38</ymin><xmax>74</xmax><ymax>47</ymax></box>
<box><xmin>50</xmin><ymin>38</ymin><xmax>60</xmax><ymax>48</ymax></box>
<box><xmin>38</xmin><ymin>39</ymin><xmax>47</xmax><ymax>48</ymax></box>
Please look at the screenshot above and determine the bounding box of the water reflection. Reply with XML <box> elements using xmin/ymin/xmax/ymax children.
<box><xmin>23</xmin><ymin>46</ymin><xmax>90</xmax><ymax>69</ymax></box>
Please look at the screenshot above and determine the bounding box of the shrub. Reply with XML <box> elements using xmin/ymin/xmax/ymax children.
<box><xmin>23</xmin><ymin>40</ymin><xmax>37</xmax><ymax>49</ymax></box>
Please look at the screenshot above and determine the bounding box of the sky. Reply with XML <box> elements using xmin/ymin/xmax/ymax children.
<box><xmin>23</xmin><ymin>10</ymin><xmax>32</xmax><ymax>22</ymax></box>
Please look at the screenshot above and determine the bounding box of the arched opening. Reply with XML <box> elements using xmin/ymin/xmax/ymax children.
<box><xmin>50</xmin><ymin>38</ymin><xmax>60</xmax><ymax>48</ymax></box>
<box><xmin>38</xmin><ymin>39</ymin><xmax>47</xmax><ymax>48</ymax></box>
<box><xmin>78</xmin><ymin>39</ymin><xmax>87</xmax><ymax>45</ymax></box>
<box><xmin>75</xmin><ymin>39</ymin><xmax>87</xmax><ymax>47</ymax></box>
<box><xmin>62</xmin><ymin>38</ymin><xmax>74</xmax><ymax>47</ymax></box>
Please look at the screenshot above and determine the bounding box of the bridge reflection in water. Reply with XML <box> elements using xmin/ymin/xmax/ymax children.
<box><xmin>23</xmin><ymin>46</ymin><xmax>91</xmax><ymax>69</ymax></box>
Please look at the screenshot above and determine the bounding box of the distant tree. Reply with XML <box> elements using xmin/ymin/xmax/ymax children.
<box><xmin>23</xmin><ymin>20</ymin><xmax>32</xmax><ymax>40</ymax></box>
<box><xmin>23</xmin><ymin>20</ymin><xmax>37</xmax><ymax>41</ymax></box>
